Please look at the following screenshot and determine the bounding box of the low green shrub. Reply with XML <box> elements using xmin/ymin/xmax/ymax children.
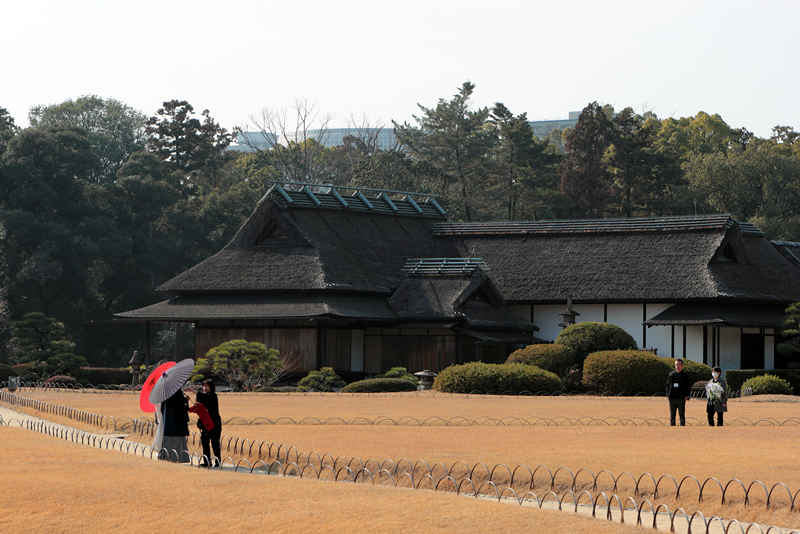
<box><xmin>297</xmin><ymin>367</ymin><xmax>345</xmax><ymax>392</ymax></box>
<box><xmin>0</xmin><ymin>363</ymin><xmax>19</xmax><ymax>382</ymax></box>
<box><xmin>583</xmin><ymin>350</ymin><xmax>671</xmax><ymax>394</ymax></box>
<box><xmin>742</xmin><ymin>374</ymin><xmax>793</xmax><ymax>395</ymax></box>
<box><xmin>555</xmin><ymin>322</ymin><xmax>637</xmax><ymax>364</ymax></box>
<box><xmin>434</xmin><ymin>362</ymin><xmax>562</xmax><ymax>394</ymax></box>
<box><xmin>376</xmin><ymin>367</ymin><xmax>419</xmax><ymax>386</ymax></box>
<box><xmin>505</xmin><ymin>343</ymin><xmax>577</xmax><ymax>377</ymax></box>
<box><xmin>44</xmin><ymin>375</ymin><xmax>78</xmax><ymax>386</ymax></box>
<box><xmin>341</xmin><ymin>378</ymin><xmax>418</xmax><ymax>393</ymax></box>
<box><xmin>726</xmin><ymin>369</ymin><xmax>800</xmax><ymax>393</ymax></box>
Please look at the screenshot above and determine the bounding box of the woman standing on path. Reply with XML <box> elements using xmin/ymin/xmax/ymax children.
<box><xmin>706</xmin><ymin>366</ymin><xmax>728</xmax><ymax>426</ymax></box>
<box><xmin>194</xmin><ymin>379</ymin><xmax>222</xmax><ymax>466</ymax></box>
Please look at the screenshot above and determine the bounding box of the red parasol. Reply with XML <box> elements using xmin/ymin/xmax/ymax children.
<box><xmin>139</xmin><ymin>361</ymin><xmax>176</xmax><ymax>413</ymax></box>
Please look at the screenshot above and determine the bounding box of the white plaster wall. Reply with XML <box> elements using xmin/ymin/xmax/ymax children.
<box><xmin>643</xmin><ymin>303</ymin><xmax>674</xmax><ymax>357</ymax></box>
<box><xmin>532</xmin><ymin>304</ymin><xmax>569</xmax><ymax>342</ymax></box>
<box><xmin>684</xmin><ymin>326</ymin><xmax>705</xmax><ymax>364</ymax></box>
<box><xmin>350</xmin><ymin>330</ymin><xmax>364</xmax><ymax>372</ymax></box>
<box><xmin>673</xmin><ymin>326</ymin><xmax>686</xmax><ymax>359</ymax></box>
<box><xmin>573</xmin><ymin>303</ymin><xmax>605</xmax><ymax>323</ymax></box>
<box><xmin>719</xmin><ymin>327</ymin><xmax>740</xmax><ymax>370</ymax></box>
<box><xmin>606</xmin><ymin>304</ymin><xmax>645</xmax><ymax>347</ymax></box>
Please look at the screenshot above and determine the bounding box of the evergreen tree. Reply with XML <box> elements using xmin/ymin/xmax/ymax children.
<box><xmin>393</xmin><ymin>82</ymin><xmax>495</xmax><ymax>221</ymax></box>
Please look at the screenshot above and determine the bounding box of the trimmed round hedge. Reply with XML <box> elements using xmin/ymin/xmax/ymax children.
<box><xmin>505</xmin><ymin>343</ymin><xmax>577</xmax><ymax>378</ymax></box>
<box><xmin>434</xmin><ymin>362</ymin><xmax>562</xmax><ymax>394</ymax></box>
<box><xmin>555</xmin><ymin>322</ymin><xmax>637</xmax><ymax>363</ymax></box>
<box><xmin>742</xmin><ymin>374</ymin><xmax>793</xmax><ymax>395</ymax></box>
<box><xmin>341</xmin><ymin>378</ymin><xmax>418</xmax><ymax>393</ymax></box>
<box><xmin>583</xmin><ymin>351</ymin><xmax>712</xmax><ymax>395</ymax></box>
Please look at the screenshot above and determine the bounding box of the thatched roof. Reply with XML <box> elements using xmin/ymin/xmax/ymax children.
<box><xmin>772</xmin><ymin>241</ymin><xmax>800</xmax><ymax>267</ymax></box>
<box><xmin>157</xmin><ymin>184</ymin><xmax>444</xmax><ymax>295</ymax></box>
<box><xmin>117</xmin><ymin>189</ymin><xmax>800</xmax><ymax>327</ymax></box>
<box><xmin>388</xmin><ymin>259</ymin><xmax>532</xmax><ymax>331</ymax></box>
<box><xmin>433</xmin><ymin>215</ymin><xmax>800</xmax><ymax>304</ymax></box>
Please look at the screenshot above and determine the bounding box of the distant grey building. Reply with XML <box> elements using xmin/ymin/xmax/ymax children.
<box><xmin>228</xmin><ymin>131</ymin><xmax>279</xmax><ymax>152</ymax></box>
<box><xmin>228</xmin><ymin>111</ymin><xmax>580</xmax><ymax>153</ymax></box>
<box><xmin>528</xmin><ymin>111</ymin><xmax>580</xmax><ymax>139</ymax></box>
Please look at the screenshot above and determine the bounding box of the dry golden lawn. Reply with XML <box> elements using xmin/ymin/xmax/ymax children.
<box><xmin>5</xmin><ymin>390</ymin><xmax>800</xmax><ymax>529</ymax></box>
<box><xmin>0</xmin><ymin>427</ymin><xmax>650</xmax><ymax>533</ymax></box>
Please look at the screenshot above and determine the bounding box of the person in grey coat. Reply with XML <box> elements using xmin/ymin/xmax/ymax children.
<box><xmin>706</xmin><ymin>365</ymin><xmax>727</xmax><ymax>426</ymax></box>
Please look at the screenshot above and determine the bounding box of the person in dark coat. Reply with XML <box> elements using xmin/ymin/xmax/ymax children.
<box><xmin>666</xmin><ymin>358</ymin><xmax>692</xmax><ymax>426</ymax></box>
<box><xmin>194</xmin><ymin>379</ymin><xmax>222</xmax><ymax>467</ymax></box>
<box><xmin>160</xmin><ymin>388</ymin><xmax>190</xmax><ymax>462</ymax></box>
<box><xmin>706</xmin><ymin>366</ymin><xmax>728</xmax><ymax>426</ymax></box>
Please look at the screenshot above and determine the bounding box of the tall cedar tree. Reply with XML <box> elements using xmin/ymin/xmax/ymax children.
<box><xmin>145</xmin><ymin>100</ymin><xmax>236</xmax><ymax>190</ymax></box>
<box><xmin>489</xmin><ymin>103</ymin><xmax>560</xmax><ymax>220</ymax></box>
<box><xmin>558</xmin><ymin>102</ymin><xmax>615</xmax><ymax>218</ymax></box>
<box><xmin>393</xmin><ymin>82</ymin><xmax>495</xmax><ymax>221</ymax></box>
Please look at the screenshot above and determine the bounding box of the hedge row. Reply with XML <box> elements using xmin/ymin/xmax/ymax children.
<box><xmin>434</xmin><ymin>362</ymin><xmax>562</xmax><ymax>394</ymax></box>
<box><xmin>583</xmin><ymin>351</ymin><xmax>712</xmax><ymax>395</ymax></box>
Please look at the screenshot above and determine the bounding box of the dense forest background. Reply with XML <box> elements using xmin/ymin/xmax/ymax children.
<box><xmin>1</xmin><ymin>82</ymin><xmax>799</xmax><ymax>367</ymax></box>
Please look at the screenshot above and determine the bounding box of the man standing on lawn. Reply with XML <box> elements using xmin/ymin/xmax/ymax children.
<box><xmin>667</xmin><ymin>358</ymin><xmax>692</xmax><ymax>426</ymax></box>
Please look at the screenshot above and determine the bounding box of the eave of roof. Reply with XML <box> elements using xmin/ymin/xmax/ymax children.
<box><xmin>114</xmin><ymin>294</ymin><xmax>398</xmax><ymax>322</ymax></box>
<box><xmin>643</xmin><ymin>303</ymin><xmax>788</xmax><ymax>328</ymax></box>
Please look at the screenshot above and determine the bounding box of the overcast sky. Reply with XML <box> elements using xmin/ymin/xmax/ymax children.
<box><xmin>3</xmin><ymin>0</ymin><xmax>797</xmax><ymax>138</ymax></box>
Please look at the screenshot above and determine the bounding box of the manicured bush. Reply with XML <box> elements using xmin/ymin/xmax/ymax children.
<box><xmin>0</xmin><ymin>364</ymin><xmax>19</xmax><ymax>382</ymax></box>
<box><xmin>583</xmin><ymin>352</ymin><xmax>712</xmax><ymax>395</ymax></box>
<box><xmin>726</xmin><ymin>369</ymin><xmax>800</xmax><ymax>394</ymax></box>
<box><xmin>583</xmin><ymin>350</ymin><xmax>672</xmax><ymax>394</ymax></box>
<box><xmin>297</xmin><ymin>367</ymin><xmax>346</xmax><ymax>392</ymax></box>
<box><xmin>341</xmin><ymin>378</ymin><xmax>418</xmax><ymax>393</ymax></box>
<box><xmin>555</xmin><ymin>322</ymin><xmax>637</xmax><ymax>364</ymax></box>
<box><xmin>433</xmin><ymin>362</ymin><xmax>562</xmax><ymax>394</ymax></box>
<box><xmin>505</xmin><ymin>343</ymin><xmax>577</xmax><ymax>378</ymax></box>
<box><xmin>44</xmin><ymin>375</ymin><xmax>78</xmax><ymax>386</ymax></box>
<box><xmin>376</xmin><ymin>367</ymin><xmax>419</xmax><ymax>386</ymax></box>
<box><xmin>742</xmin><ymin>374</ymin><xmax>793</xmax><ymax>395</ymax></box>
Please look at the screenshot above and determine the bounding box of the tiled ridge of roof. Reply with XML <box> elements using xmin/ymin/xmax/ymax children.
<box><xmin>402</xmin><ymin>258</ymin><xmax>489</xmax><ymax>276</ymax></box>
<box><xmin>435</xmin><ymin>215</ymin><xmax>765</xmax><ymax>236</ymax></box>
<box><xmin>264</xmin><ymin>182</ymin><xmax>446</xmax><ymax>219</ymax></box>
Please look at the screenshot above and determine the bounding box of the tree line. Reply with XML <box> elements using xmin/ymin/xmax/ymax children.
<box><xmin>1</xmin><ymin>84</ymin><xmax>799</xmax><ymax>369</ymax></box>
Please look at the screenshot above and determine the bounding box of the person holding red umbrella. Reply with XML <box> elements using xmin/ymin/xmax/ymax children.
<box><xmin>190</xmin><ymin>379</ymin><xmax>222</xmax><ymax>467</ymax></box>
<box><xmin>148</xmin><ymin>359</ymin><xmax>194</xmax><ymax>462</ymax></box>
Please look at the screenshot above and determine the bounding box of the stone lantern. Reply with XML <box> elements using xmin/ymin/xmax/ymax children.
<box><xmin>414</xmin><ymin>370</ymin><xmax>437</xmax><ymax>390</ymax></box>
<box><xmin>558</xmin><ymin>297</ymin><xmax>580</xmax><ymax>329</ymax></box>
